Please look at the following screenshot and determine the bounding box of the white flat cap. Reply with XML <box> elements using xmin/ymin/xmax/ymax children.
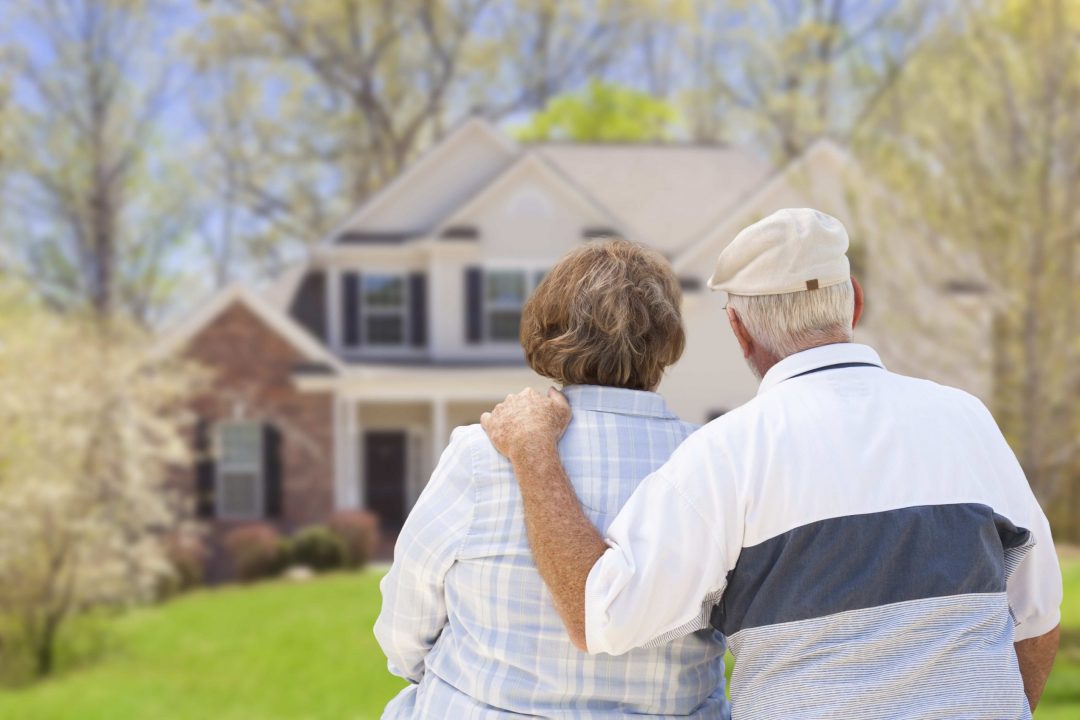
<box><xmin>707</xmin><ymin>208</ymin><xmax>851</xmax><ymax>295</ymax></box>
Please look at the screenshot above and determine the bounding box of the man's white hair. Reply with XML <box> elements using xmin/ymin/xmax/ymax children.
<box><xmin>726</xmin><ymin>280</ymin><xmax>855</xmax><ymax>361</ymax></box>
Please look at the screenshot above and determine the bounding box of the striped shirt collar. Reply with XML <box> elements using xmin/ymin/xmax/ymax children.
<box><xmin>562</xmin><ymin>385</ymin><xmax>679</xmax><ymax>420</ymax></box>
<box><xmin>757</xmin><ymin>342</ymin><xmax>885</xmax><ymax>396</ymax></box>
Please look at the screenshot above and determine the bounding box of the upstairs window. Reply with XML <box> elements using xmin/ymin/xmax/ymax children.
<box><xmin>484</xmin><ymin>270</ymin><xmax>548</xmax><ymax>342</ymax></box>
<box><xmin>362</xmin><ymin>274</ymin><xmax>407</xmax><ymax>346</ymax></box>
<box><xmin>216</xmin><ymin>422</ymin><xmax>264</xmax><ymax>520</ymax></box>
<box><xmin>485</xmin><ymin>270</ymin><xmax>528</xmax><ymax>342</ymax></box>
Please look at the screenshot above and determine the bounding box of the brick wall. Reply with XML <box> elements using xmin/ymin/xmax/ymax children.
<box><xmin>179</xmin><ymin>300</ymin><xmax>335</xmax><ymax>579</ymax></box>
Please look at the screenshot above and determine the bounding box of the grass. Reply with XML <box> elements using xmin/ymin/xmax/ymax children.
<box><xmin>0</xmin><ymin>572</ymin><xmax>407</xmax><ymax>720</ymax></box>
<box><xmin>0</xmin><ymin>561</ymin><xmax>1077</xmax><ymax>720</ymax></box>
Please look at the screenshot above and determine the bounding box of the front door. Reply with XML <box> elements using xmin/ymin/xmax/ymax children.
<box><xmin>364</xmin><ymin>430</ymin><xmax>408</xmax><ymax>533</ymax></box>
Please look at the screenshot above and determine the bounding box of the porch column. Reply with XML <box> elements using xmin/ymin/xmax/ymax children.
<box><xmin>333</xmin><ymin>395</ymin><xmax>362</xmax><ymax>509</ymax></box>
<box><xmin>332</xmin><ymin>395</ymin><xmax>352</xmax><ymax>509</ymax></box>
<box><xmin>432</xmin><ymin>396</ymin><xmax>448</xmax><ymax>467</ymax></box>
<box><xmin>347</xmin><ymin>398</ymin><xmax>361</xmax><ymax>508</ymax></box>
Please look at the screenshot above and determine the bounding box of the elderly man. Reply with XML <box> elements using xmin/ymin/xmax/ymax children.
<box><xmin>481</xmin><ymin>209</ymin><xmax>1062</xmax><ymax>719</ymax></box>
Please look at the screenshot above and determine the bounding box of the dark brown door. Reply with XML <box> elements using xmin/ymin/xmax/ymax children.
<box><xmin>364</xmin><ymin>431</ymin><xmax>408</xmax><ymax>533</ymax></box>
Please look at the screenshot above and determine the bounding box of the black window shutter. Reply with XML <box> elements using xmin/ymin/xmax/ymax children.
<box><xmin>408</xmin><ymin>272</ymin><xmax>428</xmax><ymax>347</ymax></box>
<box><xmin>465</xmin><ymin>267</ymin><xmax>483</xmax><ymax>344</ymax></box>
<box><xmin>194</xmin><ymin>418</ymin><xmax>216</xmax><ymax>518</ymax></box>
<box><xmin>343</xmin><ymin>271</ymin><xmax>361</xmax><ymax>346</ymax></box>
<box><xmin>263</xmin><ymin>423</ymin><xmax>283</xmax><ymax>518</ymax></box>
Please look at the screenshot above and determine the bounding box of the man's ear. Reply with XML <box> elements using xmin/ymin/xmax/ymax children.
<box><xmin>851</xmin><ymin>276</ymin><xmax>864</xmax><ymax>329</ymax></box>
<box><xmin>727</xmin><ymin>306</ymin><xmax>753</xmax><ymax>359</ymax></box>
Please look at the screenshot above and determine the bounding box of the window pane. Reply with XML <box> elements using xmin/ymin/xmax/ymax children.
<box><xmin>489</xmin><ymin>310</ymin><xmax>522</xmax><ymax>341</ymax></box>
<box><xmin>366</xmin><ymin>315</ymin><xmax>404</xmax><ymax>345</ymax></box>
<box><xmin>220</xmin><ymin>424</ymin><xmax>261</xmax><ymax>467</ymax></box>
<box><xmin>220</xmin><ymin>471</ymin><xmax>260</xmax><ymax>517</ymax></box>
<box><xmin>363</xmin><ymin>275</ymin><xmax>404</xmax><ymax>308</ymax></box>
<box><xmin>486</xmin><ymin>271</ymin><xmax>526</xmax><ymax>304</ymax></box>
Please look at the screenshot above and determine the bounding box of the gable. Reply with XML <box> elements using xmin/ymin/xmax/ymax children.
<box><xmin>156</xmin><ymin>285</ymin><xmax>342</xmax><ymax>373</ymax></box>
<box><xmin>539</xmin><ymin>144</ymin><xmax>772</xmax><ymax>254</ymax></box>
<box><xmin>673</xmin><ymin>141</ymin><xmax>861</xmax><ymax>278</ymax></box>
<box><xmin>330</xmin><ymin>119</ymin><xmax>517</xmax><ymax>239</ymax></box>
<box><xmin>185</xmin><ymin>301</ymin><xmax>311</xmax><ymax>380</ymax></box>
<box><xmin>438</xmin><ymin>154</ymin><xmax>621</xmax><ymax>260</ymax></box>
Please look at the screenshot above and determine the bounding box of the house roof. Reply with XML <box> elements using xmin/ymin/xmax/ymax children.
<box><xmin>434</xmin><ymin>152</ymin><xmax>634</xmax><ymax>242</ymax></box>
<box><xmin>537</xmin><ymin>143</ymin><xmax>772</xmax><ymax>254</ymax></box>
<box><xmin>320</xmin><ymin>117</ymin><xmax>518</xmax><ymax>245</ymax></box>
<box><xmin>154</xmin><ymin>284</ymin><xmax>344</xmax><ymax>373</ymax></box>
<box><xmin>671</xmin><ymin>139</ymin><xmax>858</xmax><ymax>273</ymax></box>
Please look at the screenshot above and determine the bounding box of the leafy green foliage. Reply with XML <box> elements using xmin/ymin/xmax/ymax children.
<box><xmin>514</xmin><ymin>80</ymin><xmax>679</xmax><ymax>142</ymax></box>
<box><xmin>287</xmin><ymin>526</ymin><xmax>347</xmax><ymax>573</ymax></box>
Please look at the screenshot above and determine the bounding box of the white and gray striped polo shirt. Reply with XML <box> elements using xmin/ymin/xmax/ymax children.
<box><xmin>584</xmin><ymin>343</ymin><xmax>1062</xmax><ymax>719</ymax></box>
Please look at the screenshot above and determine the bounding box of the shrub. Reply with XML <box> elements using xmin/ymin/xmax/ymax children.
<box><xmin>328</xmin><ymin>510</ymin><xmax>379</xmax><ymax>569</ymax></box>
<box><xmin>158</xmin><ymin>533</ymin><xmax>207</xmax><ymax>598</ymax></box>
<box><xmin>287</xmin><ymin>525</ymin><xmax>346</xmax><ymax>573</ymax></box>
<box><xmin>224</xmin><ymin>524</ymin><xmax>286</xmax><ymax>582</ymax></box>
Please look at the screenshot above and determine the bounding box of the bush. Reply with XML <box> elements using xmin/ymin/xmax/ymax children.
<box><xmin>157</xmin><ymin>533</ymin><xmax>207</xmax><ymax>598</ymax></box>
<box><xmin>328</xmin><ymin>510</ymin><xmax>379</xmax><ymax>569</ymax></box>
<box><xmin>287</xmin><ymin>526</ymin><xmax>346</xmax><ymax>573</ymax></box>
<box><xmin>224</xmin><ymin>524</ymin><xmax>287</xmax><ymax>582</ymax></box>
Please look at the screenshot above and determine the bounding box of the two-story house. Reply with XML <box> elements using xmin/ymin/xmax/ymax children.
<box><xmin>160</xmin><ymin>118</ymin><xmax>991</xmax><ymax>574</ymax></box>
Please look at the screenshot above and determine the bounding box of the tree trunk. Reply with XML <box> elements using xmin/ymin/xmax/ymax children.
<box><xmin>33</xmin><ymin>614</ymin><xmax>61</xmax><ymax>678</ymax></box>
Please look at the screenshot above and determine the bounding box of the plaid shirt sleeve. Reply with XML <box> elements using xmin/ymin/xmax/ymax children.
<box><xmin>374</xmin><ymin>426</ymin><xmax>477</xmax><ymax>683</ymax></box>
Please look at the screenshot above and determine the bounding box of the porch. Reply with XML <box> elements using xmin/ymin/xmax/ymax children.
<box><xmin>334</xmin><ymin>398</ymin><xmax>492</xmax><ymax>535</ymax></box>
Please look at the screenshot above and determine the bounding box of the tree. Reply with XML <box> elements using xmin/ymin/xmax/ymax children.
<box><xmin>0</xmin><ymin>0</ymin><xmax>196</xmax><ymax>324</ymax></box>
<box><xmin>856</xmin><ymin>0</ymin><xmax>1080</xmax><ymax>529</ymax></box>
<box><xmin>184</xmin><ymin>0</ymin><xmax>649</xmax><ymax>275</ymax></box>
<box><xmin>514</xmin><ymin>80</ymin><xmax>679</xmax><ymax>142</ymax></box>
<box><xmin>185</xmin><ymin>0</ymin><xmax>492</xmax><ymax>275</ymax></box>
<box><xmin>677</xmin><ymin>0</ymin><xmax>934</xmax><ymax>157</ymax></box>
<box><xmin>477</xmin><ymin>0</ymin><xmax>641</xmax><ymax>115</ymax></box>
<box><xmin>0</xmin><ymin>279</ymin><xmax>200</xmax><ymax>680</ymax></box>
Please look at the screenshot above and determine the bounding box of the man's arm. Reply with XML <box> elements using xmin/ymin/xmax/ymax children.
<box><xmin>1015</xmin><ymin>625</ymin><xmax>1059</xmax><ymax>713</ymax></box>
<box><xmin>482</xmin><ymin>388</ymin><xmax>603</xmax><ymax>650</ymax></box>
<box><xmin>483</xmin><ymin>388</ymin><xmax>736</xmax><ymax>655</ymax></box>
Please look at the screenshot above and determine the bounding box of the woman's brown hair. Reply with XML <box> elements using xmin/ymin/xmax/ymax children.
<box><xmin>520</xmin><ymin>238</ymin><xmax>685</xmax><ymax>391</ymax></box>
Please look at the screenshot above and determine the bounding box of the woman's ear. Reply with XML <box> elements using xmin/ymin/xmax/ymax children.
<box><xmin>727</xmin><ymin>307</ymin><xmax>753</xmax><ymax>359</ymax></box>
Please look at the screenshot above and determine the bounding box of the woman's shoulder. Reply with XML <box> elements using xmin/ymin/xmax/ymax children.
<box><xmin>446</xmin><ymin>423</ymin><xmax>512</xmax><ymax>471</ymax></box>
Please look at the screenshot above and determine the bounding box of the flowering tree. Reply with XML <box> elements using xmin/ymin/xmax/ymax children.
<box><xmin>0</xmin><ymin>280</ymin><xmax>201</xmax><ymax>679</ymax></box>
<box><xmin>856</xmin><ymin>0</ymin><xmax>1080</xmax><ymax>526</ymax></box>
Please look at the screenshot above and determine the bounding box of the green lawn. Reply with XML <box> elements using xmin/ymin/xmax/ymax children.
<box><xmin>0</xmin><ymin>561</ymin><xmax>1077</xmax><ymax>720</ymax></box>
<box><xmin>0</xmin><ymin>573</ymin><xmax>407</xmax><ymax>720</ymax></box>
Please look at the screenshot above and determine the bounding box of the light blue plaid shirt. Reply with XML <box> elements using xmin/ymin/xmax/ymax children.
<box><xmin>375</xmin><ymin>385</ymin><xmax>730</xmax><ymax>719</ymax></box>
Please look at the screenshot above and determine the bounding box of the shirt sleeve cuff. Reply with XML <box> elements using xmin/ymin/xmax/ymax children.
<box><xmin>584</xmin><ymin>545</ymin><xmax>628</xmax><ymax>656</ymax></box>
<box><xmin>1013</xmin><ymin>608</ymin><xmax>1061</xmax><ymax>642</ymax></box>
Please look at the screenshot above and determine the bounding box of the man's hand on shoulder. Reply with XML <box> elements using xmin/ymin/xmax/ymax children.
<box><xmin>481</xmin><ymin>387</ymin><xmax>572</xmax><ymax>462</ymax></box>
<box><xmin>482</xmin><ymin>387</ymin><xmax>599</xmax><ymax>651</ymax></box>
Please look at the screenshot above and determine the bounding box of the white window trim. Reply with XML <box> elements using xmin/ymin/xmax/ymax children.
<box><xmin>215</xmin><ymin>421</ymin><xmax>265</xmax><ymax>521</ymax></box>
<box><xmin>482</xmin><ymin>263</ymin><xmax>547</xmax><ymax>344</ymax></box>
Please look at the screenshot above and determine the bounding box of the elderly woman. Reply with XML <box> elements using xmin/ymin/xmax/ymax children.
<box><xmin>374</xmin><ymin>239</ymin><xmax>729</xmax><ymax>719</ymax></box>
